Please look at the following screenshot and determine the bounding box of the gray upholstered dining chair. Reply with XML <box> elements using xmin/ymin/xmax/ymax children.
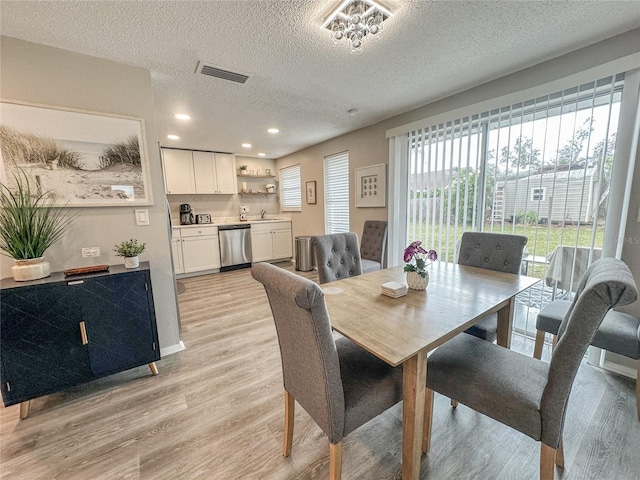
<box><xmin>312</xmin><ymin>233</ymin><xmax>363</xmax><ymax>284</ymax></box>
<box><xmin>251</xmin><ymin>262</ymin><xmax>403</xmax><ymax>480</ymax></box>
<box><xmin>457</xmin><ymin>231</ymin><xmax>528</xmax><ymax>341</ymax></box>
<box><xmin>360</xmin><ymin>220</ymin><xmax>388</xmax><ymax>273</ymax></box>
<box><xmin>422</xmin><ymin>258</ymin><xmax>638</xmax><ymax>480</ymax></box>
<box><xmin>534</xmin><ymin>299</ymin><xmax>640</xmax><ymax>421</ymax></box>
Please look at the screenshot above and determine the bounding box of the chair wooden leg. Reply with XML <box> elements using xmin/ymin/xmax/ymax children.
<box><xmin>636</xmin><ymin>360</ymin><xmax>639</xmax><ymax>421</ymax></box>
<box><xmin>283</xmin><ymin>390</ymin><xmax>295</xmax><ymax>457</ymax></box>
<box><xmin>422</xmin><ymin>388</ymin><xmax>434</xmax><ymax>453</ymax></box>
<box><xmin>551</xmin><ymin>335</ymin><xmax>558</xmax><ymax>353</ymax></box>
<box><xmin>19</xmin><ymin>401</ymin><xmax>30</xmax><ymax>419</ymax></box>
<box><xmin>450</xmin><ymin>399</ymin><xmax>458</xmax><ymax>408</ymax></box>
<box><xmin>555</xmin><ymin>438</ymin><xmax>564</xmax><ymax>469</ymax></box>
<box><xmin>533</xmin><ymin>330</ymin><xmax>545</xmax><ymax>359</ymax></box>
<box><xmin>540</xmin><ymin>443</ymin><xmax>556</xmax><ymax>480</ymax></box>
<box><xmin>148</xmin><ymin>362</ymin><xmax>159</xmax><ymax>375</ymax></box>
<box><xmin>329</xmin><ymin>442</ymin><xmax>342</xmax><ymax>480</ymax></box>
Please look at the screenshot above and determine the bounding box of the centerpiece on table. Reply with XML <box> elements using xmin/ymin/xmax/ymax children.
<box><xmin>403</xmin><ymin>240</ymin><xmax>437</xmax><ymax>290</ymax></box>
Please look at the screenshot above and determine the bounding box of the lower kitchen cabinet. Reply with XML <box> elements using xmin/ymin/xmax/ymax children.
<box><xmin>178</xmin><ymin>226</ymin><xmax>221</xmax><ymax>274</ymax></box>
<box><xmin>0</xmin><ymin>262</ymin><xmax>160</xmax><ymax>419</ymax></box>
<box><xmin>251</xmin><ymin>221</ymin><xmax>293</xmax><ymax>262</ymax></box>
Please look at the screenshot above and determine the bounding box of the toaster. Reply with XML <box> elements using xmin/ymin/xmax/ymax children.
<box><xmin>195</xmin><ymin>214</ymin><xmax>212</xmax><ymax>224</ymax></box>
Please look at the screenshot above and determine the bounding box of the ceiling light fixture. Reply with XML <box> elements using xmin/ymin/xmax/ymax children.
<box><xmin>167</xmin><ymin>134</ymin><xmax>180</xmax><ymax>140</ymax></box>
<box><xmin>175</xmin><ymin>113</ymin><xmax>191</xmax><ymax>120</ymax></box>
<box><xmin>242</xmin><ymin>143</ymin><xmax>252</xmax><ymax>148</ymax></box>
<box><xmin>323</xmin><ymin>0</ymin><xmax>392</xmax><ymax>54</ymax></box>
<box><xmin>267</xmin><ymin>128</ymin><xmax>279</xmax><ymax>134</ymax></box>
<box><xmin>258</xmin><ymin>153</ymin><xmax>266</xmax><ymax>157</ymax></box>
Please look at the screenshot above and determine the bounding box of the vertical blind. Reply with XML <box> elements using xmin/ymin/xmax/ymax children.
<box><xmin>324</xmin><ymin>152</ymin><xmax>350</xmax><ymax>234</ymax></box>
<box><xmin>280</xmin><ymin>164</ymin><xmax>301</xmax><ymax>211</ymax></box>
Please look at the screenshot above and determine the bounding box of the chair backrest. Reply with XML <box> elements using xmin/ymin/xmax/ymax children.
<box><xmin>457</xmin><ymin>231</ymin><xmax>528</xmax><ymax>274</ymax></box>
<box><xmin>251</xmin><ymin>262</ymin><xmax>346</xmax><ymax>442</ymax></box>
<box><xmin>312</xmin><ymin>233</ymin><xmax>363</xmax><ymax>284</ymax></box>
<box><xmin>361</xmin><ymin>221</ymin><xmax>388</xmax><ymax>267</ymax></box>
<box><xmin>541</xmin><ymin>258</ymin><xmax>637</xmax><ymax>446</ymax></box>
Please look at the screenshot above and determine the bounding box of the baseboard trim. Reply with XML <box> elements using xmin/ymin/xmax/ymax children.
<box><xmin>161</xmin><ymin>341</ymin><xmax>186</xmax><ymax>357</ymax></box>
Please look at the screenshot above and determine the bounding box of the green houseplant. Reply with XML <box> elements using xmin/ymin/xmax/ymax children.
<box><xmin>114</xmin><ymin>238</ymin><xmax>146</xmax><ymax>269</ymax></box>
<box><xmin>0</xmin><ymin>170</ymin><xmax>77</xmax><ymax>281</ymax></box>
<box><xmin>239</xmin><ymin>164</ymin><xmax>248</xmax><ymax>175</ymax></box>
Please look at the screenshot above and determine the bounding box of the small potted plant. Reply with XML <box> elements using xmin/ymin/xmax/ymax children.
<box><xmin>403</xmin><ymin>240</ymin><xmax>437</xmax><ymax>290</ymax></box>
<box><xmin>114</xmin><ymin>238</ymin><xmax>146</xmax><ymax>269</ymax></box>
<box><xmin>0</xmin><ymin>170</ymin><xmax>78</xmax><ymax>281</ymax></box>
<box><xmin>239</xmin><ymin>165</ymin><xmax>248</xmax><ymax>175</ymax></box>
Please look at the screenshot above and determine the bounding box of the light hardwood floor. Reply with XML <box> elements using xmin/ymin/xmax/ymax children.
<box><xmin>1</xmin><ymin>262</ymin><xmax>639</xmax><ymax>479</ymax></box>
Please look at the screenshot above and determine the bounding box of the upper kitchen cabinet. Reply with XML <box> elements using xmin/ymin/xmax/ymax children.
<box><xmin>162</xmin><ymin>148</ymin><xmax>237</xmax><ymax>195</ymax></box>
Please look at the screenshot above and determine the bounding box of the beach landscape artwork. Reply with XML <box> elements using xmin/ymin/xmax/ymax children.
<box><xmin>0</xmin><ymin>101</ymin><xmax>152</xmax><ymax>207</ymax></box>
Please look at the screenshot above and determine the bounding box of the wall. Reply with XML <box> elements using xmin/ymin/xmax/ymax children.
<box><xmin>276</xmin><ymin>28</ymin><xmax>640</xmax><ymax>306</ymax></box>
<box><xmin>0</xmin><ymin>37</ymin><xmax>181</xmax><ymax>351</ymax></box>
<box><xmin>166</xmin><ymin>155</ymin><xmax>277</xmax><ymax>223</ymax></box>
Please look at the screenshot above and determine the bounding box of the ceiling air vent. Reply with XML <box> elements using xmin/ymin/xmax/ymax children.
<box><xmin>196</xmin><ymin>61</ymin><xmax>249</xmax><ymax>84</ymax></box>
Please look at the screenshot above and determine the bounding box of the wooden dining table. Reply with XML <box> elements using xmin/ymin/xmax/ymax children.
<box><xmin>322</xmin><ymin>262</ymin><xmax>540</xmax><ymax>480</ymax></box>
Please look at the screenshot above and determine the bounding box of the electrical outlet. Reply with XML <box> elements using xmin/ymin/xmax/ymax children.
<box><xmin>81</xmin><ymin>247</ymin><xmax>100</xmax><ymax>258</ymax></box>
<box><xmin>135</xmin><ymin>209</ymin><xmax>150</xmax><ymax>226</ymax></box>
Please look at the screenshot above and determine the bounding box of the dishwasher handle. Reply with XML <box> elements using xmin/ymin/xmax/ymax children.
<box><xmin>218</xmin><ymin>224</ymin><xmax>251</xmax><ymax>230</ymax></box>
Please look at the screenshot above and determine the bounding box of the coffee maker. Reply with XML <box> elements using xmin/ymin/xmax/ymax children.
<box><xmin>180</xmin><ymin>204</ymin><xmax>195</xmax><ymax>225</ymax></box>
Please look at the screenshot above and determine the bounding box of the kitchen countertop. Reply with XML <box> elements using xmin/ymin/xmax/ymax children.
<box><xmin>173</xmin><ymin>218</ymin><xmax>291</xmax><ymax>228</ymax></box>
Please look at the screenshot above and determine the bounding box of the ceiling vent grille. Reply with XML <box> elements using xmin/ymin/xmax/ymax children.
<box><xmin>196</xmin><ymin>61</ymin><xmax>249</xmax><ymax>84</ymax></box>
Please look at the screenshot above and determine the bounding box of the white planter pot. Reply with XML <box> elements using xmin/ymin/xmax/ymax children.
<box><xmin>406</xmin><ymin>270</ymin><xmax>429</xmax><ymax>290</ymax></box>
<box><xmin>12</xmin><ymin>257</ymin><xmax>51</xmax><ymax>281</ymax></box>
<box><xmin>124</xmin><ymin>256</ymin><xmax>140</xmax><ymax>269</ymax></box>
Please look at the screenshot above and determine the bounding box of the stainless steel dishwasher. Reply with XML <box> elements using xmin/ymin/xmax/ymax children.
<box><xmin>218</xmin><ymin>224</ymin><xmax>252</xmax><ymax>271</ymax></box>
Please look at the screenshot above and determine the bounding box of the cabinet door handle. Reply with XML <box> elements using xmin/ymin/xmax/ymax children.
<box><xmin>79</xmin><ymin>321</ymin><xmax>89</xmax><ymax>345</ymax></box>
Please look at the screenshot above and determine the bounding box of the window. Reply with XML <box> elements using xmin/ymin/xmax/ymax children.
<box><xmin>324</xmin><ymin>152</ymin><xmax>349</xmax><ymax>234</ymax></box>
<box><xmin>279</xmin><ymin>164</ymin><xmax>301</xmax><ymax>211</ymax></box>
<box><xmin>530</xmin><ymin>187</ymin><xmax>546</xmax><ymax>202</ymax></box>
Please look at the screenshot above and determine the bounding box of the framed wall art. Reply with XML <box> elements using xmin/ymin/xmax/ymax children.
<box><xmin>355</xmin><ymin>163</ymin><xmax>386</xmax><ymax>207</ymax></box>
<box><xmin>0</xmin><ymin>100</ymin><xmax>152</xmax><ymax>207</ymax></box>
<box><xmin>306</xmin><ymin>180</ymin><xmax>317</xmax><ymax>204</ymax></box>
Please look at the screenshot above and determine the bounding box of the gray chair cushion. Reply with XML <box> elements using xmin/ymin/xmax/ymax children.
<box><xmin>336</xmin><ymin>336</ymin><xmax>403</xmax><ymax>437</ymax></box>
<box><xmin>313</xmin><ymin>233</ymin><xmax>363</xmax><ymax>284</ymax></box>
<box><xmin>457</xmin><ymin>232</ymin><xmax>528</xmax><ymax>340</ymax></box>
<box><xmin>360</xmin><ymin>221</ymin><xmax>388</xmax><ymax>271</ymax></box>
<box><xmin>361</xmin><ymin>258</ymin><xmax>382</xmax><ymax>274</ymax></box>
<box><xmin>537</xmin><ymin>299</ymin><xmax>640</xmax><ymax>360</ymax></box>
<box><xmin>428</xmin><ymin>333</ymin><xmax>549</xmax><ymax>441</ymax></box>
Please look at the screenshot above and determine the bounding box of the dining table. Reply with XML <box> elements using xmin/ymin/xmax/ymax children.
<box><xmin>322</xmin><ymin>262</ymin><xmax>540</xmax><ymax>480</ymax></box>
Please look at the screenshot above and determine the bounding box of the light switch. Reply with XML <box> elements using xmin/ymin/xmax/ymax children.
<box><xmin>135</xmin><ymin>209</ymin><xmax>150</xmax><ymax>226</ymax></box>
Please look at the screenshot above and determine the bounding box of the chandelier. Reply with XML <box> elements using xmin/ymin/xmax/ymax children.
<box><xmin>322</xmin><ymin>0</ymin><xmax>393</xmax><ymax>54</ymax></box>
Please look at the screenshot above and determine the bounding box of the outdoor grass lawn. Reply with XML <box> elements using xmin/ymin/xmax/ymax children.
<box><xmin>408</xmin><ymin>222</ymin><xmax>604</xmax><ymax>280</ymax></box>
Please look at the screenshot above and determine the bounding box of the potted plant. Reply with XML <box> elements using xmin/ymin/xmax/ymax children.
<box><xmin>0</xmin><ymin>170</ymin><xmax>78</xmax><ymax>281</ymax></box>
<box><xmin>239</xmin><ymin>164</ymin><xmax>248</xmax><ymax>175</ymax></box>
<box><xmin>113</xmin><ymin>238</ymin><xmax>146</xmax><ymax>269</ymax></box>
<box><xmin>403</xmin><ymin>240</ymin><xmax>438</xmax><ymax>290</ymax></box>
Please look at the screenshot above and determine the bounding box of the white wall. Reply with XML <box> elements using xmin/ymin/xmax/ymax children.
<box><xmin>0</xmin><ymin>37</ymin><xmax>181</xmax><ymax>350</ymax></box>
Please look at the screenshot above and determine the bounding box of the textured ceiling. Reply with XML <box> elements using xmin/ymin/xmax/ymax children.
<box><xmin>1</xmin><ymin>1</ymin><xmax>639</xmax><ymax>159</ymax></box>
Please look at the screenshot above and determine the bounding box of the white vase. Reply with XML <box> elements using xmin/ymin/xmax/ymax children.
<box><xmin>124</xmin><ymin>256</ymin><xmax>140</xmax><ymax>269</ymax></box>
<box><xmin>12</xmin><ymin>257</ymin><xmax>51</xmax><ymax>281</ymax></box>
<box><xmin>406</xmin><ymin>270</ymin><xmax>429</xmax><ymax>290</ymax></box>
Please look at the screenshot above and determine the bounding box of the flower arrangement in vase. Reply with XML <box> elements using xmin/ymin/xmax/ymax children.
<box><xmin>114</xmin><ymin>238</ymin><xmax>146</xmax><ymax>269</ymax></box>
<box><xmin>403</xmin><ymin>240</ymin><xmax>438</xmax><ymax>290</ymax></box>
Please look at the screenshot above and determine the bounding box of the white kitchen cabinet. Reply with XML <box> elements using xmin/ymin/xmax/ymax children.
<box><xmin>251</xmin><ymin>221</ymin><xmax>292</xmax><ymax>262</ymax></box>
<box><xmin>171</xmin><ymin>229</ymin><xmax>184</xmax><ymax>274</ymax></box>
<box><xmin>173</xmin><ymin>226</ymin><xmax>221</xmax><ymax>274</ymax></box>
<box><xmin>162</xmin><ymin>149</ymin><xmax>195</xmax><ymax>194</ymax></box>
<box><xmin>162</xmin><ymin>148</ymin><xmax>237</xmax><ymax>195</ymax></box>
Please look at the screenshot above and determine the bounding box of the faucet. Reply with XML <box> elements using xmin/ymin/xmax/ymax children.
<box><xmin>261</xmin><ymin>209</ymin><xmax>268</xmax><ymax>220</ymax></box>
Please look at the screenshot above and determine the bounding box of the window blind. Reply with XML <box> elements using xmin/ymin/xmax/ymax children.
<box><xmin>324</xmin><ymin>152</ymin><xmax>350</xmax><ymax>234</ymax></box>
<box><xmin>280</xmin><ymin>164</ymin><xmax>301</xmax><ymax>211</ymax></box>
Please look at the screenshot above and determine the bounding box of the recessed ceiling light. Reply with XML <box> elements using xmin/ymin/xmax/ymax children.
<box><xmin>258</xmin><ymin>152</ymin><xmax>266</xmax><ymax>157</ymax></box>
<box><xmin>267</xmin><ymin>128</ymin><xmax>279</xmax><ymax>134</ymax></box>
<box><xmin>175</xmin><ymin>113</ymin><xmax>191</xmax><ymax>120</ymax></box>
<box><xmin>242</xmin><ymin>143</ymin><xmax>252</xmax><ymax>148</ymax></box>
<box><xmin>167</xmin><ymin>134</ymin><xmax>180</xmax><ymax>140</ymax></box>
